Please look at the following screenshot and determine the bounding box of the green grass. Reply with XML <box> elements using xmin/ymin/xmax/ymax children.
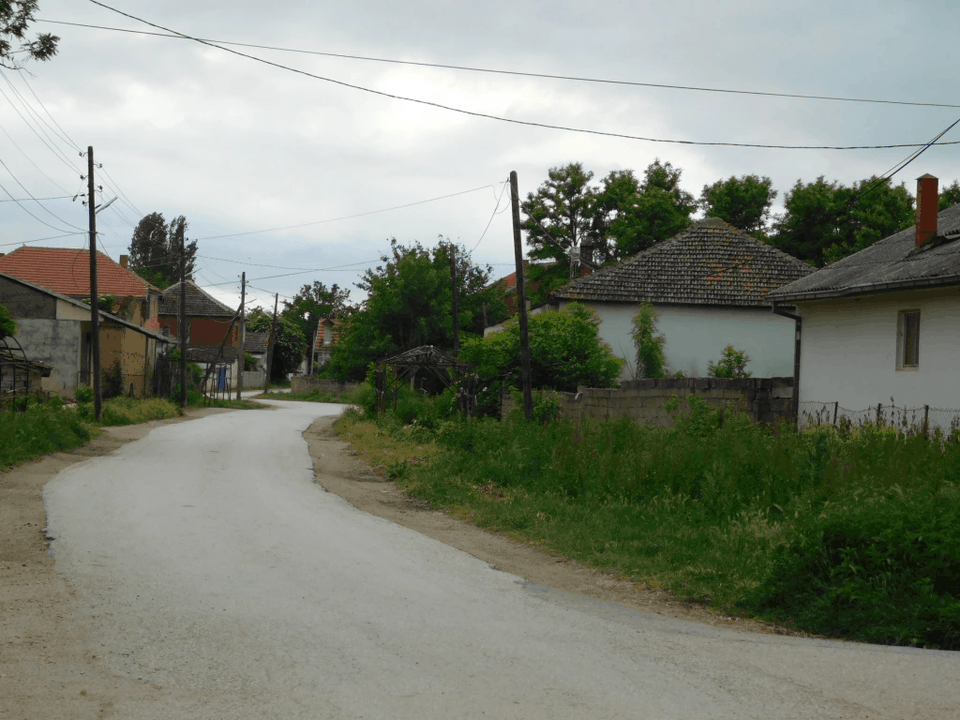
<box><xmin>0</xmin><ymin>401</ymin><xmax>98</xmax><ymax>470</ymax></box>
<box><xmin>336</xmin><ymin>397</ymin><xmax>960</xmax><ymax>649</ymax></box>
<box><xmin>101</xmin><ymin>396</ymin><xmax>182</xmax><ymax>426</ymax></box>
<box><xmin>258</xmin><ymin>387</ymin><xmax>360</xmax><ymax>404</ymax></box>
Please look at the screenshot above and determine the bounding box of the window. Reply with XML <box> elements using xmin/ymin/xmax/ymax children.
<box><xmin>897</xmin><ymin>310</ymin><xmax>920</xmax><ymax>369</ymax></box>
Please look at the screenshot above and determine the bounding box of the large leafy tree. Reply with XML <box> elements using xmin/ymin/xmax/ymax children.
<box><xmin>594</xmin><ymin>160</ymin><xmax>696</xmax><ymax>261</ymax></box>
<box><xmin>772</xmin><ymin>176</ymin><xmax>913</xmax><ymax>266</ymax></box>
<box><xmin>0</xmin><ymin>1</ymin><xmax>58</xmax><ymax>69</ymax></box>
<box><xmin>247</xmin><ymin>308</ymin><xmax>306</xmax><ymax>381</ymax></box>
<box><xmin>323</xmin><ymin>238</ymin><xmax>505</xmax><ymax>381</ymax></box>
<box><xmin>281</xmin><ymin>280</ymin><xmax>354</xmax><ymax>348</ymax></box>
<box><xmin>699</xmin><ymin>174</ymin><xmax>777</xmax><ymax>237</ymax></box>
<box><xmin>0</xmin><ymin>302</ymin><xmax>16</xmax><ymax>339</ymax></box>
<box><xmin>128</xmin><ymin>213</ymin><xmax>198</xmax><ymax>288</ymax></box>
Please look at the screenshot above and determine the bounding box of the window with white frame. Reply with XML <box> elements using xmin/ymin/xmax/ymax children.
<box><xmin>897</xmin><ymin>310</ymin><xmax>920</xmax><ymax>369</ymax></box>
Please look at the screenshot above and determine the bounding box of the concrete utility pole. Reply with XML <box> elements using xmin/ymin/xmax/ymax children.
<box><xmin>449</xmin><ymin>245</ymin><xmax>460</xmax><ymax>356</ymax></box>
<box><xmin>178</xmin><ymin>238</ymin><xmax>187</xmax><ymax>408</ymax></box>
<box><xmin>87</xmin><ymin>146</ymin><xmax>102</xmax><ymax>421</ymax></box>
<box><xmin>236</xmin><ymin>272</ymin><xmax>245</xmax><ymax>399</ymax></box>
<box><xmin>510</xmin><ymin>171</ymin><xmax>533</xmax><ymax>421</ymax></box>
<box><xmin>264</xmin><ymin>294</ymin><xmax>279</xmax><ymax>393</ymax></box>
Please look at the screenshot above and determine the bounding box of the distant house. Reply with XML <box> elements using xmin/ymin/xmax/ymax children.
<box><xmin>244</xmin><ymin>331</ymin><xmax>271</xmax><ymax>371</ymax></box>
<box><xmin>0</xmin><ymin>247</ymin><xmax>167</xmax><ymax>396</ymax></box>
<box><xmin>767</xmin><ymin>175</ymin><xmax>960</xmax><ymax>428</ymax></box>
<box><xmin>158</xmin><ymin>281</ymin><xmax>240</xmax><ymax>390</ymax></box>
<box><xmin>0</xmin><ymin>272</ymin><xmax>171</xmax><ymax>397</ymax></box>
<box><xmin>545</xmin><ymin>217</ymin><xmax>815</xmax><ymax>380</ymax></box>
<box><xmin>313</xmin><ymin>317</ymin><xmax>340</xmax><ymax>369</ymax></box>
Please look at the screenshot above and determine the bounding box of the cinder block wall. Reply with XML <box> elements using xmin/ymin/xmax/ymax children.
<box><xmin>290</xmin><ymin>376</ymin><xmax>361</xmax><ymax>395</ymax></box>
<box><xmin>502</xmin><ymin>377</ymin><xmax>794</xmax><ymax>427</ymax></box>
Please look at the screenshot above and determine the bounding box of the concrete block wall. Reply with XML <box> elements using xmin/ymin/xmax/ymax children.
<box><xmin>502</xmin><ymin>377</ymin><xmax>794</xmax><ymax>427</ymax></box>
<box><xmin>290</xmin><ymin>376</ymin><xmax>361</xmax><ymax>395</ymax></box>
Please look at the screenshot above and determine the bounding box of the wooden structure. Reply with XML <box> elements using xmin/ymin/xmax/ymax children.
<box><xmin>376</xmin><ymin>345</ymin><xmax>475</xmax><ymax>414</ymax></box>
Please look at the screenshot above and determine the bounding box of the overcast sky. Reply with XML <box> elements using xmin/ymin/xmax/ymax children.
<box><xmin>3</xmin><ymin>0</ymin><xmax>959</xmax><ymax>311</ymax></box>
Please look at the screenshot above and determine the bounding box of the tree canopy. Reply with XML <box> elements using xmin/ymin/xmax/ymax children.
<box><xmin>939</xmin><ymin>180</ymin><xmax>960</xmax><ymax>211</ymax></box>
<box><xmin>280</xmin><ymin>281</ymin><xmax>353</xmax><ymax>349</ymax></box>
<box><xmin>0</xmin><ymin>301</ymin><xmax>16</xmax><ymax>339</ymax></box>
<box><xmin>0</xmin><ymin>1</ymin><xmax>58</xmax><ymax>69</ymax></box>
<box><xmin>247</xmin><ymin>308</ymin><xmax>306</xmax><ymax>381</ymax></box>
<box><xmin>322</xmin><ymin>238</ymin><xmax>506</xmax><ymax>381</ymax></box>
<box><xmin>128</xmin><ymin>213</ymin><xmax>198</xmax><ymax>289</ymax></box>
<box><xmin>699</xmin><ymin>174</ymin><xmax>777</xmax><ymax>237</ymax></box>
<box><xmin>771</xmin><ymin>176</ymin><xmax>913</xmax><ymax>266</ymax></box>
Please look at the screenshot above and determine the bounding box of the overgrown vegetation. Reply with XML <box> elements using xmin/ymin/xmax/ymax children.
<box><xmin>708</xmin><ymin>345</ymin><xmax>752</xmax><ymax>378</ymax></box>
<box><xmin>0</xmin><ymin>398</ymin><xmax>96</xmax><ymax>470</ymax></box>
<box><xmin>336</xmin><ymin>394</ymin><xmax>960</xmax><ymax>650</ymax></box>
<box><xmin>630</xmin><ymin>302</ymin><xmax>666</xmax><ymax>379</ymax></box>
<box><xmin>259</xmin><ymin>387</ymin><xmax>360</xmax><ymax>404</ymax></box>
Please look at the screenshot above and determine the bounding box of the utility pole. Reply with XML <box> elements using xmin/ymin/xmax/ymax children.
<box><xmin>510</xmin><ymin>171</ymin><xmax>533</xmax><ymax>421</ymax></box>
<box><xmin>87</xmin><ymin>147</ymin><xmax>102</xmax><ymax>421</ymax></box>
<box><xmin>178</xmin><ymin>235</ymin><xmax>187</xmax><ymax>408</ymax></box>
<box><xmin>264</xmin><ymin>294</ymin><xmax>279</xmax><ymax>393</ymax></box>
<box><xmin>449</xmin><ymin>245</ymin><xmax>460</xmax><ymax>356</ymax></box>
<box><xmin>236</xmin><ymin>272</ymin><xmax>245</xmax><ymax>399</ymax></box>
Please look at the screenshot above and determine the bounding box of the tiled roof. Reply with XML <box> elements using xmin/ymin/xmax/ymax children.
<box><xmin>314</xmin><ymin>318</ymin><xmax>341</xmax><ymax>349</ymax></box>
<box><xmin>159</xmin><ymin>280</ymin><xmax>236</xmax><ymax>318</ymax></box>
<box><xmin>0</xmin><ymin>246</ymin><xmax>157</xmax><ymax>298</ymax></box>
<box><xmin>768</xmin><ymin>204</ymin><xmax>960</xmax><ymax>302</ymax></box>
<box><xmin>244</xmin><ymin>331</ymin><xmax>270</xmax><ymax>354</ymax></box>
<box><xmin>185</xmin><ymin>346</ymin><xmax>240</xmax><ymax>364</ymax></box>
<box><xmin>553</xmin><ymin>217</ymin><xmax>814</xmax><ymax>307</ymax></box>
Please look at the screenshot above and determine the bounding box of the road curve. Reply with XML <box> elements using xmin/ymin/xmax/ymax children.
<box><xmin>43</xmin><ymin>401</ymin><xmax>959</xmax><ymax>719</ymax></box>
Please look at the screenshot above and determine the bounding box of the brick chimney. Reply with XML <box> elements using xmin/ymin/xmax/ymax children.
<box><xmin>915</xmin><ymin>174</ymin><xmax>938</xmax><ymax>248</ymax></box>
<box><xmin>119</xmin><ymin>254</ymin><xmax>129</xmax><ymax>268</ymax></box>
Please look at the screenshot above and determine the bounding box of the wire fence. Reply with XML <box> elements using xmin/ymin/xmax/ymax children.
<box><xmin>799</xmin><ymin>401</ymin><xmax>960</xmax><ymax>439</ymax></box>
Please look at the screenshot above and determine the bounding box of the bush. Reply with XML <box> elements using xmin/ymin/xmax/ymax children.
<box><xmin>630</xmin><ymin>302</ymin><xmax>666</xmax><ymax>379</ymax></box>
<box><xmin>101</xmin><ymin>397</ymin><xmax>181</xmax><ymax>426</ymax></box>
<box><xmin>708</xmin><ymin>345</ymin><xmax>752</xmax><ymax>378</ymax></box>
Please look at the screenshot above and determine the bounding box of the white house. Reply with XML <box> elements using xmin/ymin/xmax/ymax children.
<box><xmin>767</xmin><ymin>175</ymin><xmax>960</xmax><ymax>430</ymax></box>
<box><xmin>546</xmin><ymin>217</ymin><xmax>814</xmax><ymax>380</ymax></box>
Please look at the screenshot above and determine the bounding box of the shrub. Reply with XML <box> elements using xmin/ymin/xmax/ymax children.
<box><xmin>630</xmin><ymin>302</ymin><xmax>666</xmax><ymax>378</ymax></box>
<box><xmin>708</xmin><ymin>345</ymin><xmax>752</xmax><ymax>378</ymax></box>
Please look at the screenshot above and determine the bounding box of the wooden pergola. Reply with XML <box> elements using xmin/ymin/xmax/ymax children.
<box><xmin>375</xmin><ymin>345</ymin><xmax>475</xmax><ymax>414</ymax></box>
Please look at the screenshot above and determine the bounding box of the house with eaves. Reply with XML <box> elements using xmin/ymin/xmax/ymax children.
<box><xmin>767</xmin><ymin>175</ymin><xmax>960</xmax><ymax>429</ymax></box>
<box><xmin>158</xmin><ymin>280</ymin><xmax>240</xmax><ymax>389</ymax></box>
<box><xmin>0</xmin><ymin>247</ymin><xmax>167</xmax><ymax>396</ymax></box>
<box><xmin>548</xmin><ymin>217</ymin><xmax>815</xmax><ymax>380</ymax></box>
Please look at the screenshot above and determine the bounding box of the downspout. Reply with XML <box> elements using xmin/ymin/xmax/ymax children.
<box><xmin>772</xmin><ymin>301</ymin><xmax>802</xmax><ymax>429</ymax></box>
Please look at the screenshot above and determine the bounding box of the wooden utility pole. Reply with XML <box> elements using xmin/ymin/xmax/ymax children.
<box><xmin>264</xmin><ymin>293</ymin><xmax>279</xmax><ymax>393</ymax></box>
<box><xmin>449</xmin><ymin>245</ymin><xmax>460</xmax><ymax>356</ymax></box>
<box><xmin>236</xmin><ymin>272</ymin><xmax>245</xmax><ymax>399</ymax></box>
<box><xmin>178</xmin><ymin>238</ymin><xmax>187</xmax><ymax>408</ymax></box>
<box><xmin>87</xmin><ymin>146</ymin><xmax>102</xmax><ymax>421</ymax></box>
<box><xmin>510</xmin><ymin>171</ymin><xmax>533</xmax><ymax>421</ymax></box>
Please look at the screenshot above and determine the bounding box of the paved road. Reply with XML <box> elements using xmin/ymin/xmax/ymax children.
<box><xmin>44</xmin><ymin>401</ymin><xmax>959</xmax><ymax>718</ymax></box>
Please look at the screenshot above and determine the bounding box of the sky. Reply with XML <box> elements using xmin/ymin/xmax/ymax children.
<box><xmin>3</xmin><ymin>0</ymin><xmax>960</xmax><ymax>312</ymax></box>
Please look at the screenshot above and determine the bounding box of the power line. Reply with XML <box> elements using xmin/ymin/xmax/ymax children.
<box><xmin>0</xmin><ymin>194</ymin><xmax>72</xmax><ymax>202</ymax></box>
<box><xmin>84</xmin><ymin>1</ymin><xmax>960</xmax><ymax>152</ymax></box>
<box><xmin>45</xmin><ymin>17</ymin><xmax>960</xmax><ymax>110</ymax></box>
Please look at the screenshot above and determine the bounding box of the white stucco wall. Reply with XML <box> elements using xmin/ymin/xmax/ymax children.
<box><xmin>796</xmin><ymin>287</ymin><xmax>960</xmax><ymax>415</ymax></box>
<box><xmin>558</xmin><ymin>301</ymin><xmax>797</xmax><ymax>380</ymax></box>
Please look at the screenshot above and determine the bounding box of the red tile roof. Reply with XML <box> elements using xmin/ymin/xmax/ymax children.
<box><xmin>0</xmin><ymin>247</ymin><xmax>156</xmax><ymax>298</ymax></box>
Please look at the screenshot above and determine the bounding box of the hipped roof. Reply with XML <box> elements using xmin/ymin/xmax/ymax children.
<box><xmin>552</xmin><ymin>217</ymin><xmax>814</xmax><ymax>307</ymax></box>
<box><xmin>159</xmin><ymin>280</ymin><xmax>236</xmax><ymax>318</ymax></box>
<box><xmin>768</xmin><ymin>203</ymin><xmax>960</xmax><ymax>302</ymax></box>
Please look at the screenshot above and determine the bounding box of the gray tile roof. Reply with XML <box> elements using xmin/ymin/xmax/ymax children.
<box><xmin>553</xmin><ymin>217</ymin><xmax>814</xmax><ymax>307</ymax></box>
<box><xmin>159</xmin><ymin>280</ymin><xmax>236</xmax><ymax>318</ymax></box>
<box><xmin>768</xmin><ymin>203</ymin><xmax>960</xmax><ymax>302</ymax></box>
<box><xmin>185</xmin><ymin>346</ymin><xmax>240</xmax><ymax>364</ymax></box>
<box><xmin>244</xmin><ymin>331</ymin><xmax>270</xmax><ymax>354</ymax></box>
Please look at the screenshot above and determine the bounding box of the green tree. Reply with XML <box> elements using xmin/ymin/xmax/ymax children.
<box><xmin>459</xmin><ymin>303</ymin><xmax>623</xmax><ymax>397</ymax></box>
<box><xmin>247</xmin><ymin>309</ymin><xmax>306</xmax><ymax>381</ymax></box>
<box><xmin>1</xmin><ymin>1</ymin><xmax>58</xmax><ymax>69</ymax></box>
<box><xmin>0</xmin><ymin>301</ymin><xmax>16</xmax><ymax>339</ymax></box>
<box><xmin>939</xmin><ymin>180</ymin><xmax>960</xmax><ymax>211</ymax></box>
<box><xmin>281</xmin><ymin>281</ymin><xmax>353</xmax><ymax>348</ymax></box>
<box><xmin>323</xmin><ymin>238</ymin><xmax>502</xmax><ymax>381</ymax></box>
<box><xmin>128</xmin><ymin>213</ymin><xmax>198</xmax><ymax>288</ymax></box>
<box><xmin>773</xmin><ymin>176</ymin><xmax>913</xmax><ymax>266</ymax></box>
<box><xmin>630</xmin><ymin>302</ymin><xmax>666</xmax><ymax>379</ymax></box>
<box><xmin>699</xmin><ymin>174</ymin><xmax>777</xmax><ymax>236</ymax></box>
<box><xmin>597</xmin><ymin>160</ymin><xmax>696</xmax><ymax>261</ymax></box>
<box><xmin>521</xmin><ymin>162</ymin><xmax>596</xmax><ymax>266</ymax></box>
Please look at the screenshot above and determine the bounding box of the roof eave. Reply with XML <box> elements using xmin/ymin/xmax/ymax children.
<box><xmin>769</xmin><ymin>274</ymin><xmax>960</xmax><ymax>303</ymax></box>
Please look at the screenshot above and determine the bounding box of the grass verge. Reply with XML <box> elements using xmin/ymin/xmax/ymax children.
<box><xmin>0</xmin><ymin>401</ymin><xmax>98</xmax><ymax>471</ymax></box>
<box><xmin>335</xmin><ymin>398</ymin><xmax>960</xmax><ymax>650</ymax></box>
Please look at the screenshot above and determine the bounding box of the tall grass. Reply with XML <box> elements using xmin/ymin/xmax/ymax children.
<box><xmin>338</xmin><ymin>395</ymin><xmax>960</xmax><ymax>649</ymax></box>
<box><xmin>0</xmin><ymin>401</ymin><xmax>97</xmax><ymax>470</ymax></box>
